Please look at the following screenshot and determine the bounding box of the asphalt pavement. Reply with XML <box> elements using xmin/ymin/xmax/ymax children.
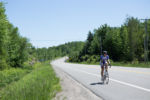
<box><xmin>51</xmin><ymin>57</ymin><xmax>150</xmax><ymax>100</ymax></box>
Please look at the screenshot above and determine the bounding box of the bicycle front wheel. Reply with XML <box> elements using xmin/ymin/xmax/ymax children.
<box><xmin>105</xmin><ymin>75</ymin><xmax>109</xmax><ymax>84</ymax></box>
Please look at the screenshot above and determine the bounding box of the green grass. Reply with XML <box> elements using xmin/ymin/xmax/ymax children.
<box><xmin>0</xmin><ymin>68</ymin><xmax>31</xmax><ymax>89</ymax></box>
<box><xmin>0</xmin><ymin>62</ymin><xmax>61</xmax><ymax>100</ymax></box>
<box><xmin>110</xmin><ymin>61</ymin><xmax>150</xmax><ymax>68</ymax></box>
<box><xmin>67</xmin><ymin>60</ymin><xmax>150</xmax><ymax>68</ymax></box>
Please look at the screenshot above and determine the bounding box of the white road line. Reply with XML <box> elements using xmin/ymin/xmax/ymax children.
<box><xmin>71</xmin><ymin>67</ymin><xmax>150</xmax><ymax>93</ymax></box>
<box><xmin>110</xmin><ymin>78</ymin><xmax>150</xmax><ymax>92</ymax></box>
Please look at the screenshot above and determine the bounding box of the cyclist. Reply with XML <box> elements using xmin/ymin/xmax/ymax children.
<box><xmin>100</xmin><ymin>51</ymin><xmax>110</xmax><ymax>81</ymax></box>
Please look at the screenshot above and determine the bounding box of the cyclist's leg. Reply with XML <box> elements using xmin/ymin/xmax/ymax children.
<box><xmin>101</xmin><ymin>65</ymin><xmax>104</xmax><ymax>78</ymax></box>
<box><xmin>105</xmin><ymin>63</ymin><xmax>108</xmax><ymax>72</ymax></box>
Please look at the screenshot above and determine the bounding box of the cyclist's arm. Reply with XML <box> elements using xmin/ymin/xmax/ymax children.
<box><xmin>107</xmin><ymin>59</ymin><xmax>110</xmax><ymax>64</ymax></box>
<box><xmin>107</xmin><ymin>59</ymin><xmax>111</xmax><ymax>68</ymax></box>
<box><xmin>106</xmin><ymin>55</ymin><xmax>111</xmax><ymax>67</ymax></box>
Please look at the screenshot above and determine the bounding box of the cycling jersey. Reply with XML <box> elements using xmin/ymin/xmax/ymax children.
<box><xmin>100</xmin><ymin>55</ymin><xmax>109</xmax><ymax>66</ymax></box>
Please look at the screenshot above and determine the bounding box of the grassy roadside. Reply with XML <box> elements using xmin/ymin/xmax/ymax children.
<box><xmin>0</xmin><ymin>61</ymin><xmax>61</xmax><ymax>100</ymax></box>
<box><xmin>0</xmin><ymin>68</ymin><xmax>31</xmax><ymax>89</ymax></box>
<box><xmin>110</xmin><ymin>61</ymin><xmax>150</xmax><ymax>68</ymax></box>
<box><xmin>67</xmin><ymin>60</ymin><xmax>150</xmax><ymax>68</ymax></box>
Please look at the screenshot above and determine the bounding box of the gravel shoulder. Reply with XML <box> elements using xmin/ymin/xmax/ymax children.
<box><xmin>52</xmin><ymin>65</ymin><xmax>102</xmax><ymax>100</ymax></box>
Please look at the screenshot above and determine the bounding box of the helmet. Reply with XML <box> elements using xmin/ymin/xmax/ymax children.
<box><xmin>103</xmin><ymin>51</ymin><xmax>107</xmax><ymax>54</ymax></box>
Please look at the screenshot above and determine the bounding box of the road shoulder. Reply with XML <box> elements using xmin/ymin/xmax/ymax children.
<box><xmin>52</xmin><ymin>65</ymin><xmax>102</xmax><ymax>100</ymax></box>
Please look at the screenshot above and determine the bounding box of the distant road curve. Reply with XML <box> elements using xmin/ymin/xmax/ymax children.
<box><xmin>51</xmin><ymin>57</ymin><xmax>150</xmax><ymax>100</ymax></box>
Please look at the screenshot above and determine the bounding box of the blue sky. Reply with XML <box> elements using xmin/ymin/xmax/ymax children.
<box><xmin>1</xmin><ymin>0</ymin><xmax>150</xmax><ymax>48</ymax></box>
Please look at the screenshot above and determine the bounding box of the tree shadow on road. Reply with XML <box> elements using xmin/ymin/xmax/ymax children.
<box><xmin>90</xmin><ymin>82</ymin><xmax>104</xmax><ymax>85</ymax></box>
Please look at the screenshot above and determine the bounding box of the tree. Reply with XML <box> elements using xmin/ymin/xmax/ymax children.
<box><xmin>69</xmin><ymin>17</ymin><xmax>147</xmax><ymax>63</ymax></box>
<box><xmin>90</xmin><ymin>24</ymin><xmax>110</xmax><ymax>55</ymax></box>
<box><xmin>82</xmin><ymin>31</ymin><xmax>93</xmax><ymax>55</ymax></box>
<box><xmin>6</xmin><ymin>24</ymin><xmax>29</xmax><ymax>67</ymax></box>
<box><xmin>0</xmin><ymin>2</ymin><xmax>8</xmax><ymax>69</ymax></box>
<box><xmin>125</xmin><ymin>17</ymin><xmax>143</xmax><ymax>61</ymax></box>
<box><xmin>119</xmin><ymin>26</ymin><xmax>130</xmax><ymax>61</ymax></box>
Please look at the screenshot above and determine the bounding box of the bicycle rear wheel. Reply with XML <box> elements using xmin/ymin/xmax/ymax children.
<box><xmin>105</xmin><ymin>75</ymin><xmax>109</xmax><ymax>84</ymax></box>
<box><xmin>103</xmin><ymin>72</ymin><xmax>109</xmax><ymax>84</ymax></box>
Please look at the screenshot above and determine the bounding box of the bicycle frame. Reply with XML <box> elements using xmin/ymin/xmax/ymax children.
<box><xmin>102</xmin><ymin>65</ymin><xmax>110</xmax><ymax>84</ymax></box>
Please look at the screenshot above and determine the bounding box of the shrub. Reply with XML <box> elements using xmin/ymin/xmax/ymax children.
<box><xmin>0</xmin><ymin>62</ymin><xmax>61</xmax><ymax>100</ymax></box>
<box><xmin>0</xmin><ymin>68</ymin><xmax>30</xmax><ymax>88</ymax></box>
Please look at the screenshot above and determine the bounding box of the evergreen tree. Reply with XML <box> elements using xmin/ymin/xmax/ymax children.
<box><xmin>0</xmin><ymin>2</ymin><xmax>8</xmax><ymax>69</ymax></box>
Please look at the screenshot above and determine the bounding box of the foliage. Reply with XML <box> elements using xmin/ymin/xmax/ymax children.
<box><xmin>0</xmin><ymin>2</ymin><xmax>8</xmax><ymax>69</ymax></box>
<box><xmin>36</xmin><ymin>41</ymin><xmax>84</xmax><ymax>61</ymax></box>
<box><xmin>69</xmin><ymin>17</ymin><xmax>150</xmax><ymax>64</ymax></box>
<box><xmin>0</xmin><ymin>68</ymin><xmax>31</xmax><ymax>88</ymax></box>
<box><xmin>0</xmin><ymin>62</ymin><xmax>61</xmax><ymax>100</ymax></box>
<box><xmin>0</xmin><ymin>2</ymin><xmax>33</xmax><ymax>70</ymax></box>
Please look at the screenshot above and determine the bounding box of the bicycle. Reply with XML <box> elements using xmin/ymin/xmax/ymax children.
<box><xmin>102</xmin><ymin>64</ymin><xmax>111</xmax><ymax>84</ymax></box>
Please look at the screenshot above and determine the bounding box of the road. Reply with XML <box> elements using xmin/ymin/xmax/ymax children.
<box><xmin>51</xmin><ymin>57</ymin><xmax>150</xmax><ymax>100</ymax></box>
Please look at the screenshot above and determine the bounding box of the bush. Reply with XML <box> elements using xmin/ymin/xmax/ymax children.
<box><xmin>0</xmin><ymin>68</ymin><xmax>30</xmax><ymax>88</ymax></box>
<box><xmin>0</xmin><ymin>62</ymin><xmax>61</xmax><ymax>100</ymax></box>
<box><xmin>82</xmin><ymin>55</ymin><xmax>100</xmax><ymax>64</ymax></box>
<box><xmin>81</xmin><ymin>55</ymin><xmax>90</xmax><ymax>62</ymax></box>
<box><xmin>87</xmin><ymin>58</ymin><xmax>91</xmax><ymax>63</ymax></box>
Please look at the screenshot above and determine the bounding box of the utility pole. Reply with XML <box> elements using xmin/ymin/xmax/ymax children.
<box><xmin>140</xmin><ymin>19</ymin><xmax>150</xmax><ymax>64</ymax></box>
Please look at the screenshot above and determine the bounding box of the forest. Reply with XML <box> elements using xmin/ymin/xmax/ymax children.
<box><xmin>0</xmin><ymin>2</ymin><xmax>31</xmax><ymax>70</ymax></box>
<box><xmin>35</xmin><ymin>41</ymin><xmax>84</xmax><ymax>62</ymax></box>
<box><xmin>0</xmin><ymin>1</ymin><xmax>150</xmax><ymax>100</ymax></box>
<box><xmin>0</xmin><ymin>2</ymin><xmax>84</xmax><ymax>70</ymax></box>
<box><xmin>68</xmin><ymin>17</ymin><xmax>150</xmax><ymax>65</ymax></box>
<box><xmin>1</xmin><ymin>0</ymin><xmax>150</xmax><ymax>70</ymax></box>
<box><xmin>0</xmin><ymin>2</ymin><xmax>85</xmax><ymax>100</ymax></box>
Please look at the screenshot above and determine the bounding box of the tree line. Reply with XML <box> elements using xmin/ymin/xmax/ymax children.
<box><xmin>68</xmin><ymin>17</ymin><xmax>150</xmax><ymax>64</ymax></box>
<box><xmin>0</xmin><ymin>2</ymin><xmax>85</xmax><ymax>70</ymax></box>
<box><xmin>35</xmin><ymin>42</ymin><xmax>84</xmax><ymax>61</ymax></box>
<box><xmin>1</xmin><ymin>2</ymin><xmax>149</xmax><ymax>70</ymax></box>
<box><xmin>0</xmin><ymin>2</ymin><xmax>34</xmax><ymax>70</ymax></box>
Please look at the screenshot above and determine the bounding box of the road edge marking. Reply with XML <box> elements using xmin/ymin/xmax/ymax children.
<box><xmin>72</xmin><ymin>68</ymin><xmax>150</xmax><ymax>93</ymax></box>
<box><xmin>52</xmin><ymin>64</ymin><xmax>104</xmax><ymax>100</ymax></box>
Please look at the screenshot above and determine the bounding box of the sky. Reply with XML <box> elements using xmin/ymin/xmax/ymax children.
<box><xmin>1</xmin><ymin>0</ymin><xmax>150</xmax><ymax>48</ymax></box>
